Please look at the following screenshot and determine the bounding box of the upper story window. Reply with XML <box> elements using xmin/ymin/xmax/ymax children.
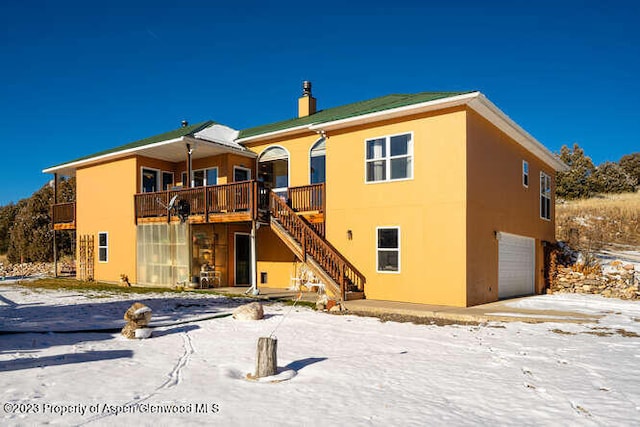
<box><xmin>310</xmin><ymin>138</ymin><xmax>326</xmax><ymax>184</ymax></box>
<box><xmin>193</xmin><ymin>167</ymin><xmax>218</xmax><ymax>187</ymax></box>
<box><xmin>233</xmin><ymin>166</ymin><xmax>251</xmax><ymax>182</ymax></box>
<box><xmin>141</xmin><ymin>168</ymin><xmax>174</xmax><ymax>192</ymax></box>
<box><xmin>522</xmin><ymin>160</ymin><xmax>529</xmax><ymax>187</ymax></box>
<box><xmin>141</xmin><ymin>168</ymin><xmax>159</xmax><ymax>193</ymax></box>
<box><xmin>540</xmin><ymin>172</ymin><xmax>551</xmax><ymax>220</ymax></box>
<box><xmin>365</xmin><ymin>133</ymin><xmax>413</xmax><ymax>183</ymax></box>
<box><xmin>162</xmin><ymin>172</ymin><xmax>174</xmax><ymax>190</ymax></box>
<box><xmin>259</xmin><ymin>146</ymin><xmax>289</xmax><ymax>195</ymax></box>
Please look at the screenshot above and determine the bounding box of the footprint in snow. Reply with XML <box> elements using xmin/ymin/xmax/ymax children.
<box><xmin>570</xmin><ymin>401</ymin><xmax>591</xmax><ymax>417</ymax></box>
<box><xmin>521</xmin><ymin>367</ymin><xmax>533</xmax><ymax>376</ymax></box>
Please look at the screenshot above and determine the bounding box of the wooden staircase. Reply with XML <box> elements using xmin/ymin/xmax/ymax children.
<box><xmin>269</xmin><ymin>192</ymin><xmax>365</xmax><ymax>301</ymax></box>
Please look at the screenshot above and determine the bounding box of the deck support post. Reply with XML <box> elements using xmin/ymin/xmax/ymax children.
<box><xmin>53</xmin><ymin>173</ymin><xmax>58</xmax><ymax>278</ymax></box>
<box><xmin>186</xmin><ymin>143</ymin><xmax>192</xmax><ymax>189</ymax></box>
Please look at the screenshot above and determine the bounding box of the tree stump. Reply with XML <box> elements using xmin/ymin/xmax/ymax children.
<box><xmin>255</xmin><ymin>337</ymin><xmax>277</xmax><ymax>378</ymax></box>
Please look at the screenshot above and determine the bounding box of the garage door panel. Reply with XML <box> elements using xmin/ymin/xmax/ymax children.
<box><xmin>498</xmin><ymin>233</ymin><xmax>535</xmax><ymax>299</ymax></box>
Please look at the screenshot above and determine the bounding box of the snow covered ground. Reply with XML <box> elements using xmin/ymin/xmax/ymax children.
<box><xmin>1</xmin><ymin>285</ymin><xmax>640</xmax><ymax>426</ymax></box>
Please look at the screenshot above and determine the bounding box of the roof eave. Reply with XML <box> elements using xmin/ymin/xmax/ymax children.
<box><xmin>308</xmin><ymin>91</ymin><xmax>481</xmax><ymax>132</ymax></box>
<box><xmin>236</xmin><ymin>92</ymin><xmax>481</xmax><ymax>144</ymax></box>
<box><xmin>235</xmin><ymin>124</ymin><xmax>312</xmax><ymax>145</ymax></box>
<box><xmin>468</xmin><ymin>95</ymin><xmax>569</xmax><ymax>172</ymax></box>
<box><xmin>42</xmin><ymin>136</ymin><xmax>187</xmax><ymax>174</ymax></box>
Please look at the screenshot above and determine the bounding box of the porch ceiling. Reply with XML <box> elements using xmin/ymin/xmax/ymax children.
<box><xmin>44</xmin><ymin>136</ymin><xmax>256</xmax><ymax>176</ymax></box>
<box><xmin>137</xmin><ymin>136</ymin><xmax>256</xmax><ymax>163</ymax></box>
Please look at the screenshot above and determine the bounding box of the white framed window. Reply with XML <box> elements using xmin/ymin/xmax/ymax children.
<box><xmin>376</xmin><ymin>227</ymin><xmax>400</xmax><ymax>273</ymax></box>
<box><xmin>310</xmin><ymin>137</ymin><xmax>326</xmax><ymax>184</ymax></box>
<box><xmin>365</xmin><ymin>132</ymin><xmax>413</xmax><ymax>183</ymax></box>
<box><xmin>540</xmin><ymin>172</ymin><xmax>551</xmax><ymax>220</ymax></box>
<box><xmin>259</xmin><ymin>146</ymin><xmax>290</xmax><ymax>199</ymax></box>
<box><xmin>233</xmin><ymin>166</ymin><xmax>251</xmax><ymax>182</ymax></box>
<box><xmin>522</xmin><ymin>160</ymin><xmax>529</xmax><ymax>188</ymax></box>
<box><xmin>141</xmin><ymin>168</ymin><xmax>160</xmax><ymax>193</ymax></box>
<box><xmin>162</xmin><ymin>171</ymin><xmax>174</xmax><ymax>190</ymax></box>
<box><xmin>192</xmin><ymin>167</ymin><xmax>218</xmax><ymax>187</ymax></box>
<box><xmin>98</xmin><ymin>232</ymin><xmax>108</xmax><ymax>263</ymax></box>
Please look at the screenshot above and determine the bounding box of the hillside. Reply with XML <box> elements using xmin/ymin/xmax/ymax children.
<box><xmin>556</xmin><ymin>192</ymin><xmax>640</xmax><ymax>249</ymax></box>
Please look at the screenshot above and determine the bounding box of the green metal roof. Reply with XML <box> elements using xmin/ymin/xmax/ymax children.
<box><xmin>238</xmin><ymin>91</ymin><xmax>473</xmax><ymax>139</ymax></box>
<box><xmin>45</xmin><ymin>120</ymin><xmax>215</xmax><ymax>171</ymax></box>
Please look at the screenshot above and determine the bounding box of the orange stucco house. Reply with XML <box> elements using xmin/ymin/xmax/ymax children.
<box><xmin>44</xmin><ymin>83</ymin><xmax>567</xmax><ymax>307</ymax></box>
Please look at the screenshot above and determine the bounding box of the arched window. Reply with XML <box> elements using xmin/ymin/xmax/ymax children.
<box><xmin>258</xmin><ymin>146</ymin><xmax>289</xmax><ymax>197</ymax></box>
<box><xmin>310</xmin><ymin>138</ymin><xmax>326</xmax><ymax>184</ymax></box>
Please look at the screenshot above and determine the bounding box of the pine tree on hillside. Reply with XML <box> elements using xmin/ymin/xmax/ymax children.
<box><xmin>556</xmin><ymin>143</ymin><xmax>596</xmax><ymax>199</ymax></box>
<box><xmin>0</xmin><ymin>202</ymin><xmax>23</xmax><ymax>254</ymax></box>
<box><xmin>619</xmin><ymin>153</ymin><xmax>640</xmax><ymax>189</ymax></box>
<box><xmin>7</xmin><ymin>184</ymin><xmax>54</xmax><ymax>263</ymax></box>
<box><xmin>6</xmin><ymin>178</ymin><xmax>75</xmax><ymax>263</ymax></box>
<box><xmin>591</xmin><ymin>161</ymin><xmax>638</xmax><ymax>194</ymax></box>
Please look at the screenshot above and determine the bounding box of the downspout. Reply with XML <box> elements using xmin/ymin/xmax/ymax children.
<box><xmin>246</xmin><ymin>220</ymin><xmax>259</xmax><ymax>296</ymax></box>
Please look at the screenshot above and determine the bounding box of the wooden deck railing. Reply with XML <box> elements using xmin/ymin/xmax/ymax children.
<box><xmin>134</xmin><ymin>181</ymin><xmax>264</xmax><ymax>223</ymax></box>
<box><xmin>288</xmin><ymin>183</ymin><xmax>325</xmax><ymax>212</ymax></box>
<box><xmin>52</xmin><ymin>202</ymin><xmax>76</xmax><ymax>225</ymax></box>
<box><xmin>270</xmin><ymin>192</ymin><xmax>364</xmax><ymax>299</ymax></box>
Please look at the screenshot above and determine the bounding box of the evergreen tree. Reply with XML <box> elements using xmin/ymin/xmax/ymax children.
<box><xmin>0</xmin><ymin>202</ymin><xmax>22</xmax><ymax>254</ymax></box>
<box><xmin>556</xmin><ymin>143</ymin><xmax>596</xmax><ymax>199</ymax></box>
<box><xmin>591</xmin><ymin>161</ymin><xmax>637</xmax><ymax>194</ymax></box>
<box><xmin>619</xmin><ymin>152</ymin><xmax>640</xmax><ymax>189</ymax></box>
<box><xmin>6</xmin><ymin>177</ymin><xmax>75</xmax><ymax>263</ymax></box>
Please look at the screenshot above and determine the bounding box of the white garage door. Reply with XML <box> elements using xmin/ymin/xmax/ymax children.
<box><xmin>498</xmin><ymin>232</ymin><xmax>535</xmax><ymax>299</ymax></box>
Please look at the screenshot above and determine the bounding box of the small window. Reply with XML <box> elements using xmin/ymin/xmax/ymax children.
<box><xmin>141</xmin><ymin>168</ymin><xmax>159</xmax><ymax>193</ymax></box>
<box><xmin>192</xmin><ymin>167</ymin><xmax>218</xmax><ymax>187</ymax></box>
<box><xmin>181</xmin><ymin>172</ymin><xmax>187</xmax><ymax>187</ymax></box>
<box><xmin>540</xmin><ymin>172</ymin><xmax>551</xmax><ymax>220</ymax></box>
<box><xmin>162</xmin><ymin>172</ymin><xmax>174</xmax><ymax>190</ymax></box>
<box><xmin>522</xmin><ymin>161</ymin><xmax>529</xmax><ymax>187</ymax></box>
<box><xmin>377</xmin><ymin>227</ymin><xmax>400</xmax><ymax>273</ymax></box>
<box><xmin>366</xmin><ymin>133</ymin><xmax>413</xmax><ymax>182</ymax></box>
<box><xmin>98</xmin><ymin>232</ymin><xmax>108</xmax><ymax>263</ymax></box>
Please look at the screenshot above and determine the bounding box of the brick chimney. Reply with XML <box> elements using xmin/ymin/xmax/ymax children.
<box><xmin>298</xmin><ymin>81</ymin><xmax>316</xmax><ymax>118</ymax></box>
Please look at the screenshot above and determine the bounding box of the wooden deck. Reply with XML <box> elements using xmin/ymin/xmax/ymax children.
<box><xmin>134</xmin><ymin>180</ymin><xmax>268</xmax><ymax>224</ymax></box>
<box><xmin>52</xmin><ymin>182</ymin><xmax>326</xmax><ymax>229</ymax></box>
<box><xmin>52</xmin><ymin>202</ymin><xmax>76</xmax><ymax>230</ymax></box>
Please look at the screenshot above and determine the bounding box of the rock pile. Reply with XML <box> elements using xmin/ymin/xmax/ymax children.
<box><xmin>550</xmin><ymin>261</ymin><xmax>639</xmax><ymax>300</ymax></box>
<box><xmin>121</xmin><ymin>302</ymin><xmax>153</xmax><ymax>339</ymax></box>
<box><xmin>0</xmin><ymin>262</ymin><xmax>53</xmax><ymax>278</ymax></box>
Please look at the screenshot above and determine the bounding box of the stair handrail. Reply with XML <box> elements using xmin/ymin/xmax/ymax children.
<box><xmin>269</xmin><ymin>192</ymin><xmax>365</xmax><ymax>299</ymax></box>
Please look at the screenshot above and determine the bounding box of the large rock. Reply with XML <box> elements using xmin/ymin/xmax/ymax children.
<box><xmin>233</xmin><ymin>302</ymin><xmax>264</xmax><ymax>321</ymax></box>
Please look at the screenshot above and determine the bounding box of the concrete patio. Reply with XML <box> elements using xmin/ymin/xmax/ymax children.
<box><xmin>209</xmin><ymin>286</ymin><xmax>601</xmax><ymax>324</ymax></box>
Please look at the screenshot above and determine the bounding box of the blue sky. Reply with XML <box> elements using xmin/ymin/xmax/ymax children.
<box><xmin>1</xmin><ymin>0</ymin><xmax>638</xmax><ymax>205</ymax></box>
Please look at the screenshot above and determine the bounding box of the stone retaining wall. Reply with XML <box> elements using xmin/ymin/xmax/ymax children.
<box><xmin>549</xmin><ymin>244</ymin><xmax>639</xmax><ymax>300</ymax></box>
